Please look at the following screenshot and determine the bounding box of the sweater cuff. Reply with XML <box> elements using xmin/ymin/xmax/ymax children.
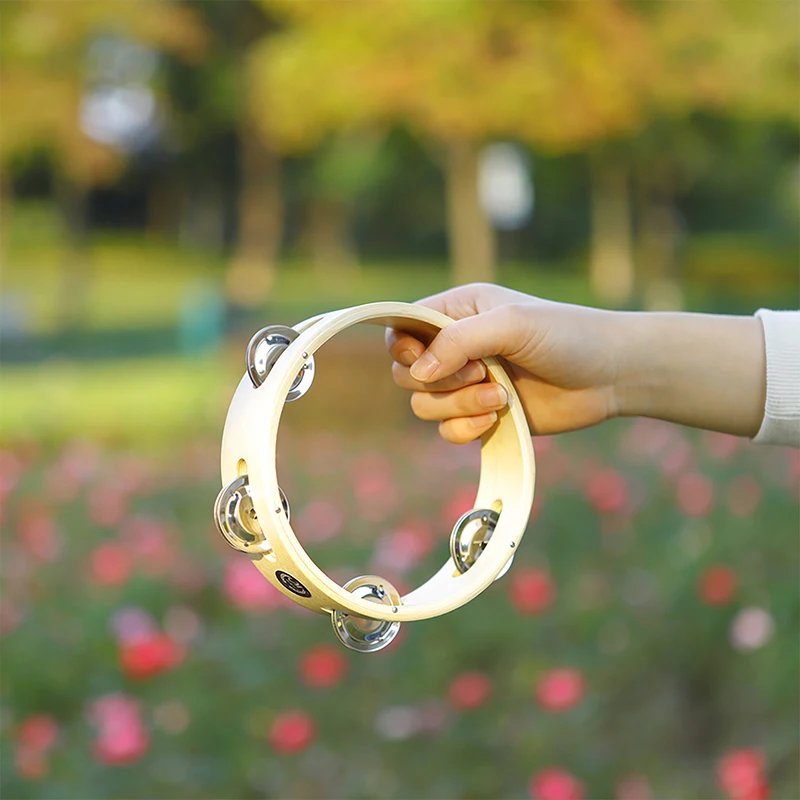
<box><xmin>753</xmin><ymin>309</ymin><xmax>800</xmax><ymax>447</ymax></box>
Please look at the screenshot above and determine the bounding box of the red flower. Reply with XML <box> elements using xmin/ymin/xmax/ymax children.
<box><xmin>698</xmin><ymin>565</ymin><xmax>738</xmax><ymax>606</ymax></box>
<box><xmin>269</xmin><ymin>710</ymin><xmax>317</xmax><ymax>754</ymax></box>
<box><xmin>119</xmin><ymin>632</ymin><xmax>183</xmax><ymax>681</ymax></box>
<box><xmin>676</xmin><ymin>473</ymin><xmax>715</xmax><ymax>517</ymax></box>
<box><xmin>535</xmin><ymin>669</ymin><xmax>585</xmax><ymax>713</ymax></box>
<box><xmin>586</xmin><ymin>468</ymin><xmax>629</xmax><ymax>514</ymax></box>
<box><xmin>89</xmin><ymin>543</ymin><xmax>132</xmax><ymax>587</ymax></box>
<box><xmin>18</xmin><ymin>715</ymin><xmax>58</xmax><ymax>751</ymax></box>
<box><xmin>299</xmin><ymin>645</ymin><xmax>348</xmax><ymax>689</ymax></box>
<box><xmin>717</xmin><ymin>749</ymin><xmax>768</xmax><ymax>800</ymax></box>
<box><xmin>510</xmin><ymin>568</ymin><xmax>556</xmax><ymax>615</ymax></box>
<box><xmin>530</xmin><ymin>768</ymin><xmax>585</xmax><ymax>800</ymax></box>
<box><xmin>448</xmin><ymin>671</ymin><xmax>492</xmax><ymax>710</ymax></box>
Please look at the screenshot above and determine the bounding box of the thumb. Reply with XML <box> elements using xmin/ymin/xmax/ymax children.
<box><xmin>409</xmin><ymin>307</ymin><xmax>521</xmax><ymax>383</ymax></box>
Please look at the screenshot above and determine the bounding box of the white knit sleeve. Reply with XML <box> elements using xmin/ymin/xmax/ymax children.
<box><xmin>753</xmin><ymin>309</ymin><xmax>800</xmax><ymax>447</ymax></box>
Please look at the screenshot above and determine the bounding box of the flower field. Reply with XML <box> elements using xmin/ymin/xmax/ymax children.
<box><xmin>1</xmin><ymin>420</ymin><xmax>798</xmax><ymax>799</ymax></box>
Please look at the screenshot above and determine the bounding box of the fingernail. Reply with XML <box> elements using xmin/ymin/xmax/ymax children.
<box><xmin>410</xmin><ymin>352</ymin><xmax>439</xmax><ymax>382</ymax></box>
<box><xmin>398</xmin><ymin>349</ymin><xmax>421</xmax><ymax>367</ymax></box>
<box><xmin>456</xmin><ymin>362</ymin><xmax>486</xmax><ymax>384</ymax></box>
<box><xmin>470</xmin><ymin>411</ymin><xmax>498</xmax><ymax>429</ymax></box>
<box><xmin>478</xmin><ymin>385</ymin><xmax>508</xmax><ymax>410</ymax></box>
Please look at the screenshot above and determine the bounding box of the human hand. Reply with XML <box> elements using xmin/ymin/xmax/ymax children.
<box><xmin>386</xmin><ymin>283</ymin><xmax>766</xmax><ymax>443</ymax></box>
<box><xmin>386</xmin><ymin>283</ymin><xmax>624</xmax><ymax>444</ymax></box>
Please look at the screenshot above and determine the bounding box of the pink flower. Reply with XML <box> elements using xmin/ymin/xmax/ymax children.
<box><xmin>299</xmin><ymin>645</ymin><xmax>348</xmax><ymax>689</ymax></box>
<box><xmin>353</xmin><ymin>453</ymin><xmax>397</xmax><ymax>521</ymax></box>
<box><xmin>18</xmin><ymin>714</ymin><xmax>59</xmax><ymax>751</ymax></box>
<box><xmin>535</xmin><ymin>669</ymin><xmax>585</xmax><ymax>713</ymax></box>
<box><xmin>15</xmin><ymin>746</ymin><xmax>48</xmax><ymax>780</ymax></box>
<box><xmin>676</xmin><ymin>472</ymin><xmax>715</xmax><ymax>517</ymax></box>
<box><xmin>660</xmin><ymin>440</ymin><xmax>693</xmax><ymax>478</ymax></box>
<box><xmin>704</xmin><ymin>431</ymin><xmax>741</xmax><ymax>461</ymax></box>
<box><xmin>374</xmin><ymin>522</ymin><xmax>433</xmax><ymax>573</ymax></box>
<box><xmin>122</xmin><ymin>515</ymin><xmax>175</xmax><ymax>575</ymax></box>
<box><xmin>698</xmin><ymin>565</ymin><xmax>737</xmax><ymax>606</ymax></box>
<box><xmin>86</xmin><ymin>485</ymin><xmax>129</xmax><ymax>527</ymax></box>
<box><xmin>89</xmin><ymin>693</ymin><xmax>149</xmax><ymax>766</ymax></box>
<box><xmin>268</xmin><ymin>710</ymin><xmax>316</xmax><ymax>754</ymax></box>
<box><xmin>448</xmin><ymin>671</ymin><xmax>492</xmax><ymax>710</ymax></box>
<box><xmin>585</xmin><ymin>468</ymin><xmax>629</xmax><ymax>514</ymax></box>
<box><xmin>17</xmin><ymin>507</ymin><xmax>61</xmax><ymax>562</ymax></box>
<box><xmin>223</xmin><ymin>559</ymin><xmax>284</xmax><ymax>611</ymax></box>
<box><xmin>89</xmin><ymin>693</ymin><xmax>141</xmax><ymax>727</ymax></box>
<box><xmin>93</xmin><ymin>726</ymin><xmax>149</xmax><ymax>766</ymax></box>
<box><xmin>530</xmin><ymin>768</ymin><xmax>585</xmax><ymax>800</ymax></box>
<box><xmin>0</xmin><ymin>601</ymin><xmax>24</xmax><ymax>635</ymax></box>
<box><xmin>0</xmin><ymin>450</ymin><xmax>22</xmax><ymax>496</ymax></box>
<box><xmin>510</xmin><ymin>568</ymin><xmax>556</xmax><ymax>615</ymax></box>
<box><xmin>443</xmin><ymin>487</ymin><xmax>476</xmax><ymax>526</ymax></box>
<box><xmin>615</xmin><ymin>774</ymin><xmax>653</xmax><ymax>800</ymax></box>
<box><xmin>717</xmin><ymin>749</ymin><xmax>768</xmax><ymax>800</ymax></box>
<box><xmin>294</xmin><ymin>498</ymin><xmax>345</xmax><ymax>542</ymax></box>
<box><xmin>89</xmin><ymin>543</ymin><xmax>132</xmax><ymax>587</ymax></box>
<box><xmin>726</xmin><ymin>476</ymin><xmax>762</xmax><ymax>518</ymax></box>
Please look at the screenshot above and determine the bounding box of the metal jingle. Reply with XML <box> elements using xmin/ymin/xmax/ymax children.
<box><xmin>331</xmin><ymin>575</ymin><xmax>402</xmax><ymax>653</ymax></box>
<box><xmin>213</xmin><ymin>474</ymin><xmax>288</xmax><ymax>554</ymax></box>
<box><xmin>245</xmin><ymin>325</ymin><xmax>315</xmax><ymax>401</ymax></box>
<box><xmin>450</xmin><ymin>507</ymin><xmax>501</xmax><ymax>575</ymax></box>
<box><xmin>278</xmin><ymin>486</ymin><xmax>291</xmax><ymax>522</ymax></box>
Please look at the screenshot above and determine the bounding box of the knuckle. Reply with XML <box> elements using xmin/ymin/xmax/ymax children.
<box><xmin>440</xmin><ymin>418</ymin><xmax>476</xmax><ymax>445</ymax></box>
<box><xmin>410</xmin><ymin>392</ymin><xmax>431</xmax><ymax>420</ymax></box>
<box><xmin>455</xmin><ymin>387</ymin><xmax>481</xmax><ymax>416</ymax></box>
<box><xmin>391</xmin><ymin>361</ymin><xmax>408</xmax><ymax>386</ymax></box>
<box><xmin>465</xmin><ymin>281</ymin><xmax>494</xmax><ymax>293</ymax></box>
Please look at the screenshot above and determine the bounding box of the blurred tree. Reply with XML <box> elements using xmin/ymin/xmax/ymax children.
<box><xmin>253</xmin><ymin>0</ymin><xmax>797</xmax><ymax>303</ymax></box>
<box><xmin>162</xmin><ymin>1</ymin><xmax>284</xmax><ymax>313</ymax></box>
<box><xmin>296</xmin><ymin>133</ymin><xmax>398</xmax><ymax>278</ymax></box>
<box><xmin>252</xmin><ymin>0</ymin><xmax>654</xmax><ymax>287</ymax></box>
<box><xmin>0</xmin><ymin>0</ymin><xmax>206</xmax><ymax>329</ymax></box>
<box><xmin>626</xmin><ymin>0</ymin><xmax>799</xmax><ymax>309</ymax></box>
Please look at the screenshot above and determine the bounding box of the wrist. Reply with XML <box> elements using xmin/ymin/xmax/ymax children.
<box><xmin>611</xmin><ymin>312</ymin><xmax>663</xmax><ymax>420</ymax></box>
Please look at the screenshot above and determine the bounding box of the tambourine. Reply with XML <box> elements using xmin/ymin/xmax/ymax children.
<box><xmin>214</xmin><ymin>302</ymin><xmax>535</xmax><ymax>652</ymax></box>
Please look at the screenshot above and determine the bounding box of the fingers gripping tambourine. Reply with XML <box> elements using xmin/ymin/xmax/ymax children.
<box><xmin>214</xmin><ymin>302</ymin><xmax>535</xmax><ymax>652</ymax></box>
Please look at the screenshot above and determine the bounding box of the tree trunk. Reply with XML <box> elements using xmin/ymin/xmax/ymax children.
<box><xmin>589</xmin><ymin>151</ymin><xmax>635</xmax><ymax>307</ymax></box>
<box><xmin>444</xmin><ymin>140</ymin><xmax>496</xmax><ymax>287</ymax></box>
<box><xmin>309</xmin><ymin>197</ymin><xmax>359</xmax><ymax>280</ymax></box>
<box><xmin>635</xmin><ymin>162</ymin><xmax>684</xmax><ymax>311</ymax></box>
<box><xmin>54</xmin><ymin>175</ymin><xmax>91</xmax><ymax>332</ymax></box>
<box><xmin>226</xmin><ymin>119</ymin><xmax>283</xmax><ymax>309</ymax></box>
<box><xmin>147</xmin><ymin>174</ymin><xmax>185</xmax><ymax>242</ymax></box>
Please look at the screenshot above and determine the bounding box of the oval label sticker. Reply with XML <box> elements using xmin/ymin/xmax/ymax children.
<box><xmin>276</xmin><ymin>570</ymin><xmax>311</xmax><ymax>598</ymax></box>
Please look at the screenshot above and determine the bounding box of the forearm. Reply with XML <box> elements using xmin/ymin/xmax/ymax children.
<box><xmin>614</xmin><ymin>312</ymin><xmax>766</xmax><ymax>437</ymax></box>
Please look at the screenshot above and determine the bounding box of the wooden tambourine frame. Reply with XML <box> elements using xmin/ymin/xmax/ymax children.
<box><xmin>215</xmin><ymin>302</ymin><xmax>535</xmax><ymax>651</ymax></box>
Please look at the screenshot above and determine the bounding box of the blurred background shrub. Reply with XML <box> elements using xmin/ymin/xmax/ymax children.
<box><xmin>0</xmin><ymin>1</ymin><xmax>798</xmax><ymax>798</ymax></box>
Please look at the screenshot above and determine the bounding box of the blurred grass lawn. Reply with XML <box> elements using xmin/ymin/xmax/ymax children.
<box><xmin>2</xmin><ymin>203</ymin><xmax>796</xmax><ymax>446</ymax></box>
